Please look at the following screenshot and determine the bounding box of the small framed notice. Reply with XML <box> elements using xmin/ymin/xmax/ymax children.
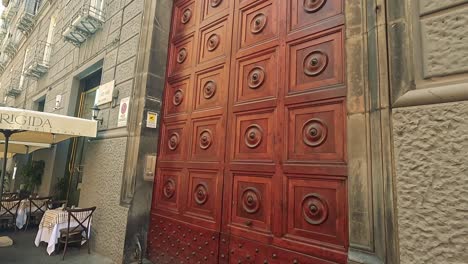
<box><xmin>146</xmin><ymin>111</ymin><xmax>158</xmax><ymax>128</ymax></box>
<box><xmin>117</xmin><ymin>97</ymin><xmax>130</xmax><ymax>127</ymax></box>
<box><xmin>96</xmin><ymin>80</ymin><xmax>115</xmax><ymax>105</ymax></box>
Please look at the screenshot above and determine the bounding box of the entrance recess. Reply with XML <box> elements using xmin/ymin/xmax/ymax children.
<box><xmin>149</xmin><ymin>0</ymin><xmax>347</xmax><ymax>263</ymax></box>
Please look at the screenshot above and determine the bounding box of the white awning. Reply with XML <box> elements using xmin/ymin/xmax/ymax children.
<box><xmin>0</xmin><ymin>107</ymin><xmax>98</xmax><ymax>144</ymax></box>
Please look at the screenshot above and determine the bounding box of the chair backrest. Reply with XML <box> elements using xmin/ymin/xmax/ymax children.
<box><xmin>65</xmin><ymin>206</ymin><xmax>96</xmax><ymax>238</ymax></box>
<box><xmin>0</xmin><ymin>198</ymin><xmax>22</xmax><ymax>218</ymax></box>
<box><xmin>2</xmin><ymin>192</ymin><xmax>19</xmax><ymax>199</ymax></box>
<box><xmin>29</xmin><ymin>196</ymin><xmax>52</xmax><ymax>215</ymax></box>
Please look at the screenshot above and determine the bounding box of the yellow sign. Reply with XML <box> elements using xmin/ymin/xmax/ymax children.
<box><xmin>146</xmin><ymin>112</ymin><xmax>158</xmax><ymax>128</ymax></box>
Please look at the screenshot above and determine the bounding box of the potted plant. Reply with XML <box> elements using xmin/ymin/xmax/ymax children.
<box><xmin>21</xmin><ymin>160</ymin><xmax>45</xmax><ymax>195</ymax></box>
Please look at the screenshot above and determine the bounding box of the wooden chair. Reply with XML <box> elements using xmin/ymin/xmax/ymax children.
<box><xmin>0</xmin><ymin>198</ymin><xmax>22</xmax><ymax>232</ymax></box>
<box><xmin>58</xmin><ymin>206</ymin><xmax>96</xmax><ymax>260</ymax></box>
<box><xmin>25</xmin><ymin>196</ymin><xmax>52</xmax><ymax>230</ymax></box>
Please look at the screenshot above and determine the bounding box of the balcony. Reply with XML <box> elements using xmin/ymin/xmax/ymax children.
<box><xmin>24</xmin><ymin>41</ymin><xmax>51</xmax><ymax>78</ymax></box>
<box><xmin>5</xmin><ymin>73</ymin><xmax>22</xmax><ymax>97</ymax></box>
<box><xmin>1</xmin><ymin>0</ymin><xmax>20</xmax><ymax>23</ymax></box>
<box><xmin>0</xmin><ymin>21</ymin><xmax>7</xmax><ymax>43</ymax></box>
<box><xmin>17</xmin><ymin>0</ymin><xmax>43</xmax><ymax>35</ymax></box>
<box><xmin>0</xmin><ymin>53</ymin><xmax>9</xmax><ymax>74</ymax></box>
<box><xmin>62</xmin><ymin>2</ymin><xmax>105</xmax><ymax>46</ymax></box>
<box><xmin>2</xmin><ymin>31</ymin><xmax>23</xmax><ymax>58</ymax></box>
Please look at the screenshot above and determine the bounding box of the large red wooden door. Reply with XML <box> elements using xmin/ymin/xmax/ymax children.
<box><xmin>148</xmin><ymin>1</ymin><xmax>347</xmax><ymax>263</ymax></box>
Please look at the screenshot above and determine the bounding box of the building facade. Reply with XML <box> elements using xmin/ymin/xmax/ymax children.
<box><xmin>0</xmin><ymin>0</ymin><xmax>157</xmax><ymax>263</ymax></box>
<box><xmin>1</xmin><ymin>0</ymin><xmax>467</xmax><ymax>263</ymax></box>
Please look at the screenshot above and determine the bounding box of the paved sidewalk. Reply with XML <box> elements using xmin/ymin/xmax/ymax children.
<box><xmin>0</xmin><ymin>229</ymin><xmax>114</xmax><ymax>264</ymax></box>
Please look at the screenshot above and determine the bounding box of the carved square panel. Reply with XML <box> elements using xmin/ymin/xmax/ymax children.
<box><xmin>233</xmin><ymin>109</ymin><xmax>275</xmax><ymax>161</ymax></box>
<box><xmin>160</xmin><ymin>122</ymin><xmax>187</xmax><ymax>161</ymax></box>
<box><xmin>190</xmin><ymin>116</ymin><xmax>223</xmax><ymax>161</ymax></box>
<box><xmin>194</xmin><ymin>65</ymin><xmax>225</xmax><ymax>111</ymax></box>
<box><xmin>288</xmin><ymin>0</ymin><xmax>343</xmax><ymax>32</ymax></box>
<box><xmin>202</xmin><ymin>0</ymin><xmax>229</xmax><ymax>21</ymax></box>
<box><xmin>154</xmin><ymin>169</ymin><xmax>182</xmax><ymax>212</ymax></box>
<box><xmin>185</xmin><ymin>170</ymin><xmax>219</xmax><ymax>222</ymax></box>
<box><xmin>287</xmin><ymin>30</ymin><xmax>343</xmax><ymax>94</ymax></box>
<box><xmin>169</xmin><ymin>35</ymin><xmax>194</xmax><ymax>76</ymax></box>
<box><xmin>231</xmin><ymin>174</ymin><xmax>272</xmax><ymax>234</ymax></box>
<box><xmin>198</xmin><ymin>18</ymin><xmax>228</xmax><ymax>64</ymax></box>
<box><xmin>173</xmin><ymin>0</ymin><xmax>196</xmax><ymax>37</ymax></box>
<box><xmin>164</xmin><ymin>76</ymin><xmax>191</xmax><ymax>117</ymax></box>
<box><xmin>286</xmin><ymin>99</ymin><xmax>345</xmax><ymax>163</ymax></box>
<box><xmin>286</xmin><ymin>177</ymin><xmax>346</xmax><ymax>246</ymax></box>
<box><xmin>235</xmin><ymin>48</ymin><xmax>278</xmax><ymax>103</ymax></box>
<box><xmin>239</xmin><ymin>0</ymin><xmax>279</xmax><ymax>49</ymax></box>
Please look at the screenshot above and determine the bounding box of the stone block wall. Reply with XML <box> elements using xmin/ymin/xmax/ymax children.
<box><xmin>0</xmin><ymin>0</ymin><xmax>147</xmax><ymax>262</ymax></box>
<box><xmin>419</xmin><ymin>0</ymin><xmax>468</xmax><ymax>78</ymax></box>
<box><xmin>393</xmin><ymin>101</ymin><xmax>468</xmax><ymax>264</ymax></box>
<box><xmin>387</xmin><ymin>1</ymin><xmax>468</xmax><ymax>263</ymax></box>
<box><xmin>79</xmin><ymin>137</ymin><xmax>130</xmax><ymax>264</ymax></box>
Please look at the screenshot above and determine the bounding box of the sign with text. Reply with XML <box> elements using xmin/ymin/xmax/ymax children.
<box><xmin>96</xmin><ymin>80</ymin><xmax>115</xmax><ymax>105</ymax></box>
<box><xmin>117</xmin><ymin>97</ymin><xmax>130</xmax><ymax>127</ymax></box>
<box><xmin>146</xmin><ymin>111</ymin><xmax>158</xmax><ymax>128</ymax></box>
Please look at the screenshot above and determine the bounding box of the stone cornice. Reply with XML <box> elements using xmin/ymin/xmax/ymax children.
<box><xmin>393</xmin><ymin>82</ymin><xmax>468</xmax><ymax>108</ymax></box>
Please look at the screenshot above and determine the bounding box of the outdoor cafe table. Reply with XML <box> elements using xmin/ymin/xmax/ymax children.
<box><xmin>34</xmin><ymin>208</ymin><xmax>91</xmax><ymax>255</ymax></box>
<box><xmin>0</xmin><ymin>199</ymin><xmax>29</xmax><ymax>229</ymax></box>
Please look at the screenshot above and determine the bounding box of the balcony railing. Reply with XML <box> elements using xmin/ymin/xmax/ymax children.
<box><xmin>62</xmin><ymin>2</ymin><xmax>105</xmax><ymax>46</ymax></box>
<box><xmin>2</xmin><ymin>31</ymin><xmax>23</xmax><ymax>57</ymax></box>
<box><xmin>5</xmin><ymin>72</ymin><xmax>22</xmax><ymax>97</ymax></box>
<box><xmin>1</xmin><ymin>0</ymin><xmax>20</xmax><ymax>23</ymax></box>
<box><xmin>0</xmin><ymin>53</ymin><xmax>9</xmax><ymax>74</ymax></box>
<box><xmin>0</xmin><ymin>21</ymin><xmax>7</xmax><ymax>43</ymax></box>
<box><xmin>24</xmin><ymin>41</ymin><xmax>51</xmax><ymax>78</ymax></box>
<box><xmin>17</xmin><ymin>0</ymin><xmax>43</xmax><ymax>35</ymax></box>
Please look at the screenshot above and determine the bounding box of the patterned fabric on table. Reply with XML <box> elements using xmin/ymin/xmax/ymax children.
<box><xmin>40</xmin><ymin>209</ymin><xmax>91</xmax><ymax>231</ymax></box>
<box><xmin>0</xmin><ymin>200</ymin><xmax>27</xmax><ymax>212</ymax></box>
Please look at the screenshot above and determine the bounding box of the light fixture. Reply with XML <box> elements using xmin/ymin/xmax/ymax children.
<box><xmin>111</xmin><ymin>89</ymin><xmax>119</xmax><ymax>108</ymax></box>
<box><xmin>91</xmin><ymin>104</ymin><xmax>103</xmax><ymax>124</ymax></box>
<box><xmin>53</xmin><ymin>94</ymin><xmax>63</xmax><ymax>110</ymax></box>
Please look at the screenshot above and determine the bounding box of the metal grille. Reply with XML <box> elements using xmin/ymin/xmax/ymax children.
<box><xmin>17</xmin><ymin>0</ymin><xmax>43</xmax><ymax>35</ymax></box>
<box><xmin>1</xmin><ymin>0</ymin><xmax>20</xmax><ymax>23</ymax></box>
<box><xmin>2</xmin><ymin>30</ymin><xmax>23</xmax><ymax>58</ymax></box>
<box><xmin>24</xmin><ymin>40</ymin><xmax>51</xmax><ymax>78</ymax></box>
<box><xmin>4</xmin><ymin>71</ymin><xmax>22</xmax><ymax>97</ymax></box>
<box><xmin>61</xmin><ymin>0</ymin><xmax>105</xmax><ymax>46</ymax></box>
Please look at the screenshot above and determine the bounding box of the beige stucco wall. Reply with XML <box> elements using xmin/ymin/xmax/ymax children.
<box><xmin>393</xmin><ymin>101</ymin><xmax>468</xmax><ymax>264</ymax></box>
<box><xmin>79</xmin><ymin>137</ymin><xmax>129</xmax><ymax>264</ymax></box>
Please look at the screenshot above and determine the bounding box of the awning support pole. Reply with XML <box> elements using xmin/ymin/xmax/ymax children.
<box><xmin>0</xmin><ymin>130</ymin><xmax>13</xmax><ymax>209</ymax></box>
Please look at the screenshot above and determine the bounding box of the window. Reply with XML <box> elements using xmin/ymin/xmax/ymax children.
<box><xmin>43</xmin><ymin>15</ymin><xmax>55</xmax><ymax>63</ymax></box>
<box><xmin>36</xmin><ymin>98</ymin><xmax>45</xmax><ymax>112</ymax></box>
<box><xmin>33</xmin><ymin>0</ymin><xmax>42</xmax><ymax>15</ymax></box>
<box><xmin>19</xmin><ymin>48</ymin><xmax>29</xmax><ymax>89</ymax></box>
<box><xmin>90</xmin><ymin>0</ymin><xmax>105</xmax><ymax>20</ymax></box>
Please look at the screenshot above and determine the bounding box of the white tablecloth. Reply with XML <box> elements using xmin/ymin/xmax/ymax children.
<box><xmin>34</xmin><ymin>209</ymin><xmax>91</xmax><ymax>255</ymax></box>
<box><xmin>1</xmin><ymin>200</ymin><xmax>30</xmax><ymax>229</ymax></box>
<box><xmin>16</xmin><ymin>203</ymin><xmax>44</xmax><ymax>229</ymax></box>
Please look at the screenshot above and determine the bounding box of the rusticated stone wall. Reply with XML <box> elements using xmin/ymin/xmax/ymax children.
<box><xmin>79</xmin><ymin>137</ymin><xmax>129</xmax><ymax>264</ymax></box>
<box><xmin>393</xmin><ymin>101</ymin><xmax>468</xmax><ymax>264</ymax></box>
<box><xmin>420</xmin><ymin>2</ymin><xmax>468</xmax><ymax>77</ymax></box>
